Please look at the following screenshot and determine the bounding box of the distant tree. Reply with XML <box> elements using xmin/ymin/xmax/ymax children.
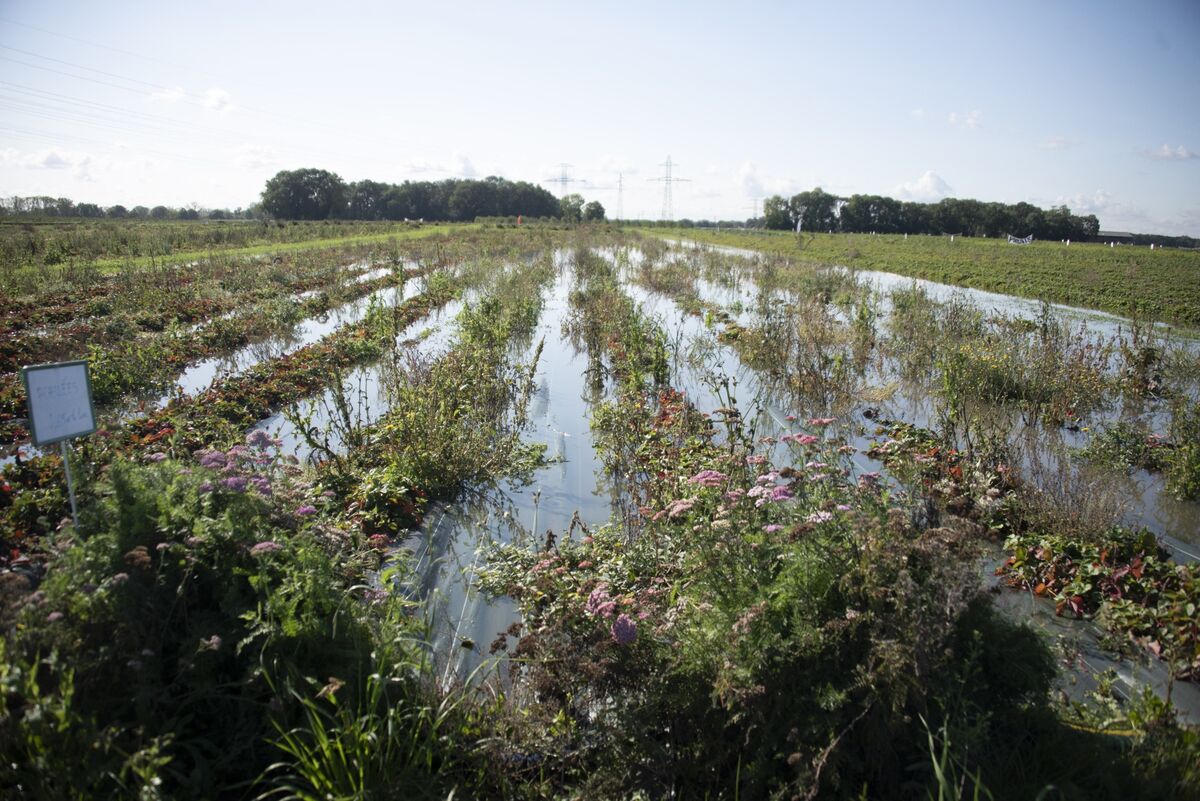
<box><xmin>346</xmin><ymin>180</ymin><xmax>390</xmax><ymax>220</ymax></box>
<box><xmin>75</xmin><ymin>203</ymin><xmax>104</xmax><ymax>218</ymax></box>
<box><xmin>449</xmin><ymin>179</ymin><xmax>500</xmax><ymax>221</ymax></box>
<box><xmin>790</xmin><ymin>187</ymin><xmax>839</xmax><ymax>232</ymax></box>
<box><xmin>261</xmin><ymin>168</ymin><xmax>348</xmax><ymax>220</ymax></box>
<box><xmin>106</xmin><ymin>205</ymin><xmax>129</xmax><ymax>218</ymax></box>
<box><xmin>130</xmin><ymin>206</ymin><xmax>150</xmax><ymax>219</ymax></box>
<box><xmin>559</xmin><ymin>193</ymin><xmax>584</xmax><ymax>223</ymax></box>
<box><xmin>583</xmin><ymin>200</ymin><xmax>606</xmax><ymax>222</ymax></box>
<box><xmin>1075</xmin><ymin>214</ymin><xmax>1100</xmax><ymax>239</ymax></box>
<box><xmin>178</xmin><ymin>207</ymin><xmax>200</xmax><ymax>220</ymax></box>
<box><xmin>763</xmin><ymin>195</ymin><xmax>794</xmax><ymax>230</ymax></box>
<box><xmin>150</xmin><ymin>205</ymin><xmax>170</xmax><ymax>219</ymax></box>
<box><xmin>207</xmin><ymin>208</ymin><xmax>231</xmax><ymax>220</ymax></box>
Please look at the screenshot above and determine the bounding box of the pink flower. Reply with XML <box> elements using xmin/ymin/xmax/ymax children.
<box><xmin>611</xmin><ymin>613</ymin><xmax>638</xmax><ymax>645</ymax></box>
<box><xmin>246</xmin><ymin>429</ymin><xmax>274</xmax><ymax>449</ymax></box>
<box><xmin>786</xmin><ymin>433</ymin><xmax>820</xmax><ymax>446</ymax></box>
<box><xmin>665</xmin><ymin>497</ymin><xmax>697</xmax><ymax>519</ymax></box>
<box><xmin>296</xmin><ymin>505</ymin><xmax>318</xmax><ymax>516</ymax></box>
<box><xmin>688</xmin><ymin>469</ymin><xmax>728</xmax><ymax>487</ymax></box>
<box><xmin>197</xmin><ymin>450</ymin><xmax>226</xmax><ymax>469</ymax></box>
<box><xmin>805</xmin><ymin>511</ymin><xmax>833</xmax><ymax>524</ymax></box>
<box><xmin>764</xmin><ymin>524</ymin><xmax>783</xmax><ymax>533</ymax></box>
<box><xmin>586</xmin><ymin>586</ymin><xmax>617</xmax><ymax>618</ymax></box>
<box><xmin>250</xmin><ymin>541</ymin><xmax>282</xmax><ymax>556</ymax></box>
<box><xmin>808</xmin><ymin>417</ymin><xmax>836</xmax><ymax>427</ymax></box>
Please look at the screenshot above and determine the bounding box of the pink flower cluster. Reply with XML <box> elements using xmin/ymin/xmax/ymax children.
<box><xmin>611</xmin><ymin>613</ymin><xmax>638</xmax><ymax>645</ymax></box>
<box><xmin>586</xmin><ymin>585</ymin><xmax>618</xmax><ymax>618</ymax></box>
<box><xmin>688</xmin><ymin>469</ymin><xmax>729</xmax><ymax>487</ymax></box>
<box><xmin>654</xmin><ymin>497</ymin><xmax>697</xmax><ymax>521</ymax></box>
<box><xmin>250</xmin><ymin>540</ymin><xmax>282</xmax><ymax>556</ymax></box>
<box><xmin>781</xmin><ymin>433</ymin><xmax>821</xmax><ymax>446</ymax></box>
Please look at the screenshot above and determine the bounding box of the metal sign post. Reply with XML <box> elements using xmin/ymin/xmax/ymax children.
<box><xmin>20</xmin><ymin>360</ymin><xmax>97</xmax><ymax>529</ymax></box>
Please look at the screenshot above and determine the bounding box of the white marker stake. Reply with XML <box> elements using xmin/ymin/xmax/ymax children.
<box><xmin>61</xmin><ymin>440</ymin><xmax>79</xmax><ymax>527</ymax></box>
<box><xmin>21</xmin><ymin>360</ymin><xmax>97</xmax><ymax>530</ymax></box>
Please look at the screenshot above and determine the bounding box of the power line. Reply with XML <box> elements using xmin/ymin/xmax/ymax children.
<box><xmin>542</xmin><ymin>163</ymin><xmax>581</xmax><ymax>197</ymax></box>
<box><xmin>648</xmin><ymin>156</ymin><xmax>689</xmax><ymax>221</ymax></box>
<box><xmin>0</xmin><ymin>43</ymin><xmax>406</xmax><ymax>157</ymax></box>
<box><xmin>0</xmin><ymin>83</ymin><xmax>364</xmax><ymax>166</ymax></box>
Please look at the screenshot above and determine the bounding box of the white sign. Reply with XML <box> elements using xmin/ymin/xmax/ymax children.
<box><xmin>21</xmin><ymin>360</ymin><xmax>97</xmax><ymax>446</ymax></box>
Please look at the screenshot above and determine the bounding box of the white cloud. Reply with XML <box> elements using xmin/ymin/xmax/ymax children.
<box><xmin>451</xmin><ymin>153</ymin><xmax>477</xmax><ymax>178</ymax></box>
<box><xmin>910</xmin><ymin>107</ymin><xmax>925</xmax><ymax>119</ymax></box>
<box><xmin>402</xmin><ymin>158</ymin><xmax>442</xmax><ymax>174</ymax></box>
<box><xmin>1039</xmin><ymin>135</ymin><xmax>1077</xmax><ymax>150</ymax></box>
<box><xmin>595</xmin><ymin>156</ymin><xmax>638</xmax><ymax>176</ymax></box>
<box><xmin>232</xmin><ymin>144</ymin><xmax>277</xmax><ymax>171</ymax></box>
<box><xmin>1144</xmin><ymin>143</ymin><xmax>1197</xmax><ymax>160</ymax></box>
<box><xmin>398</xmin><ymin>155</ymin><xmax>478</xmax><ymax>178</ymax></box>
<box><xmin>1056</xmin><ymin>190</ymin><xmax>1118</xmax><ymax>215</ymax></box>
<box><xmin>150</xmin><ymin>86</ymin><xmax>185</xmax><ymax>103</ymax></box>
<box><xmin>5</xmin><ymin>147</ymin><xmax>95</xmax><ymax>180</ymax></box>
<box><xmin>203</xmin><ymin>88</ymin><xmax>234</xmax><ymax>113</ymax></box>
<box><xmin>893</xmin><ymin>170</ymin><xmax>953</xmax><ymax>201</ymax></box>
<box><xmin>1053</xmin><ymin>190</ymin><xmax>1151</xmax><ymax>230</ymax></box>
<box><xmin>947</xmin><ymin>110</ymin><xmax>982</xmax><ymax>129</ymax></box>
<box><xmin>1054</xmin><ymin>190</ymin><xmax>1115</xmax><ymax>215</ymax></box>
<box><xmin>734</xmin><ymin>161</ymin><xmax>794</xmax><ymax>198</ymax></box>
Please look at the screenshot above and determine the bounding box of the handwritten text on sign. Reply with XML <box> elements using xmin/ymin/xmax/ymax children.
<box><xmin>22</xmin><ymin>360</ymin><xmax>97</xmax><ymax>446</ymax></box>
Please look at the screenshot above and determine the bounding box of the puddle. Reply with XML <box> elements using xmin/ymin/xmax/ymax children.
<box><xmin>381</xmin><ymin>258</ymin><xmax>619</xmax><ymax>683</ymax></box>
<box><xmin>149</xmin><ymin>281</ymin><xmax>423</xmax><ymax>409</ymax></box>
<box><xmin>251</xmin><ymin>296</ymin><xmax>467</xmax><ymax>462</ymax></box>
<box><xmin>984</xmin><ymin>551</ymin><xmax>1200</xmax><ymax>726</ymax></box>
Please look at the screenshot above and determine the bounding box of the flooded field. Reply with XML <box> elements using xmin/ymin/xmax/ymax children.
<box><xmin>4</xmin><ymin>228</ymin><xmax>1197</xmax><ymax>799</ymax></box>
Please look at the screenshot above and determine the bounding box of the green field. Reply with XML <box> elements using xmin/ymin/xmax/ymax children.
<box><xmin>657</xmin><ymin>227</ymin><xmax>1200</xmax><ymax>329</ymax></box>
<box><xmin>0</xmin><ymin>219</ymin><xmax>470</xmax><ymax>279</ymax></box>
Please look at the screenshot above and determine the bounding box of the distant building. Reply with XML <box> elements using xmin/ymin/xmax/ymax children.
<box><xmin>1096</xmin><ymin>230</ymin><xmax>1134</xmax><ymax>243</ymax></box>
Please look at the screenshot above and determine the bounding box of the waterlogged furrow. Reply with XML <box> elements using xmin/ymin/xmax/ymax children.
<box><xmin>158</xmin><ymin>273</ymin><xmax>425</xmax><ymax>407</ymax></box>
<box><xmin>126</xmin><ymin>279</ymin><xmax>463</xmax><ymax>454</ymax></box>
<box><xmin>252</xmin><ymin>294</ymin><xmax>467</xmax><ymax>462</ymax></box>
<box><xmin>641</xmin><ymin>239</ymin><xmax>1200</xmax><ymax>549</ymax></box>
<box><xmin>626</xmin><ymin>239</ymin><xmax>1200</xmax><ymax>705</ymax></box>
<box><xmin>0</xmin><ymin>261</ymin><xmax>429</xmax><ymax>452</ymax></box>
<box><xmin>2</xmin><ymin>278</ymin><xmax>463</xmax><ymax>519</ymax></box>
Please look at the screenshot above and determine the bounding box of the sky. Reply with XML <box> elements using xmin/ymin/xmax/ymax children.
<box><xmin>1</xmin><ymin>0</ymin><xmax>1198</xmax><ymax>234</ymax></box>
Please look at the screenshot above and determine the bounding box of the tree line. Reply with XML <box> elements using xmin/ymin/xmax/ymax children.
<box><xmin>1</xmin><ymin>196</ymin><xmax>256</xmax><ymax>220</ymax></box>
<box><xmin>762</xmin><ymin>187</ymin><xmax>1102</xmax><ymax>241</ymax></box>
<box><xmin>259</xmin><ymin>168</ymin><xmax>595</xmax><ymax>222</ymax></box>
